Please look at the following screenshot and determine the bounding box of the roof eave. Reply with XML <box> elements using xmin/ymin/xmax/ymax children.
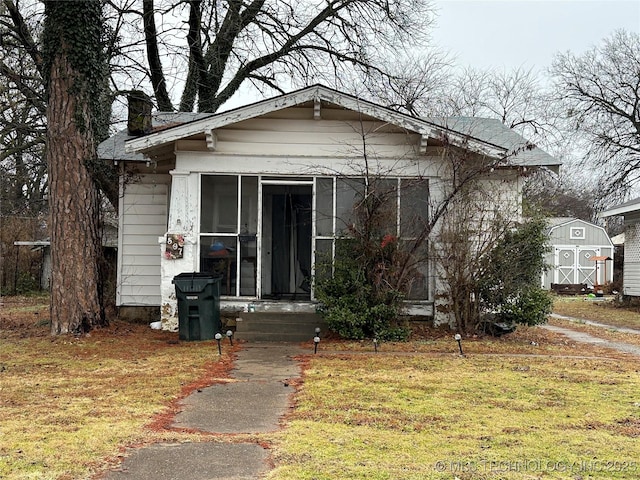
<box><xmin>600</xmin><ymin>206</ymin><xmax>640</xmax><ymax>218</ymax></box>
<box><xmin>123</xmin><ymin>85</ymin><xmax>511</xmax><ymax>159</ymax></box>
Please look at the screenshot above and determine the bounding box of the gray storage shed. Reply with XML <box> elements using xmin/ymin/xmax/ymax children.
<box><xmin>543</xmin><ymin>218</ymin><xmax>614</xmax><ymax>290</ymax></box>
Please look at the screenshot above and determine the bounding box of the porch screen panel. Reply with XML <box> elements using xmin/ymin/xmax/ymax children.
<box><xmin>200</xmin><ymin>175</ymin><xmax>238</xmax><ymax>233</ymax></box>
<box><xmin>370</xmin><ymin>178</ymin><xmax>398</xmax><ymax>236</ymax></box>
<box><xmin>241</xmin><ymin>177</ymin><xmax>258</xmax><ymax>234</ymax></box>
<box><xmin>314</xmin><ymin>239</ymin><xmax>333</xmax><ymax>285</ymax></box>
<box><xmin>316</xmin><ymin>177</ymin><xmax>334</xmax><ymax>236</ymax></box>
<box><xmin>400</xmin><ymin>179</ymin><xmax>429</xmax><ymax>238</ymax></box>
<box><xmin>336</xmin><ymin>178</ymin><xmax>365</xmax><ymax>233</ymax></box>
<box><xmin>400</xmin><ymin>239</ymin><xmax>429</xmax><ymax>300</ymax></box>
<box><xmin>200</xmin><ymin>235</ymin><xmax>238</xmax><ymax>295</ymax></box>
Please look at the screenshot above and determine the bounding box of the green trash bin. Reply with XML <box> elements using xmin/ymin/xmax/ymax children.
<box><xmin>172</xmin><ymin>272</ymin><xmax>221</xmax><ymax>341</ymax></box>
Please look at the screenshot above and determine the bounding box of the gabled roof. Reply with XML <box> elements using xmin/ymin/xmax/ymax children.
<box><xmin>600</xmin><ymin>197</ymin><xmax>640</xmax><ymax>218</ymax></box>
<box><xmin>98</xmin><ymin>112</ymin><xmax>212</xmax><ymax>162</ymax></box>
<box><xmin>101</xmin><ymin>84</ymin><xmax>559</xmax><ymax>168</ymax></box>
<box><xmin>547</xmin><ymin>217</ymin><xmax>613</xmax><ymax>246</ymax></box>
<box><xmin>424</xmin><ymin>117</ymin><xmax>557</xmax><ymax>167</ymax></box>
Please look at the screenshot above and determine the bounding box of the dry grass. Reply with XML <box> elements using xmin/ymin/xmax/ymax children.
<box><xmin>552</xmin><ymin>295</ymin><xmax>640</xmax><ymax>330</ymax></box>
<box><xmin>2</xmin><ymin>295</ymin><xmax>640</xmax><ymax>480</ymax></box>
<box><xmin>550</xmin><ymin>295</ymin><xmax>640</xmax><ymax>348</ymax></box>
<box><xmin>0</xmin><ymin>295</ymin><xmax>235</xmax><ymax>480</ymax></box>
<box><xmin>269</xmin><ymin>354</ymin><xmax>640</xmax><ymax>479</ymax></box>
<box><xmin>266</xmin><ymin>300</ymin><xmax>640</xmax><ymax>479</ymax></box>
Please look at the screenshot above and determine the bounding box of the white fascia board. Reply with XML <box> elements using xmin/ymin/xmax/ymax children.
<box><xmin>124</xmin><ymin>84</ymin><xmax>512</xmax><ymax>161</ymax></box>
<box><xmin>600</xmin><ymin>201</ymin><xmax>640</xmax><ymax>218</ymax></box>
<box><xmin>124</xmin><ymin>88</ymin><xmax>321</xmax><ymax>153</ymax></box>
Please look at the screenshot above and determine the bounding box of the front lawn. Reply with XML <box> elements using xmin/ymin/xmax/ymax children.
<box><xmin>552</xmin><ymin>295</ymin><xmax>640</xmax><ymax>330</ymax></box>
<box><xmin>0</xmin><ymin>296</ymin><xmax>233</xmax><ymax>480</ymax></box>
<box><xmin>269</xmin><ymin>353</ymin><xmax>640</xmax><ymax>480</ymax></box>
<box><xmin>2</xmin><ymin>295</ymin><xmax>639</xmax><ymax>480</ymax></box>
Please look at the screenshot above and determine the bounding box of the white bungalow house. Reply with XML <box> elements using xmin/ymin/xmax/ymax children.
<box><xmin>601</xmin><ymin>198</ymin><xmax>640</xmax><ymax>297</ymax></box>
<box><xmin>542</xmin><ymin>218</ymin><xmax>614</xmax><ymax>291</ymax></box>
<box><xmin>98</xmin><ymin>85</ymin><xmax>560</xmax><ymax>330</ymax></box>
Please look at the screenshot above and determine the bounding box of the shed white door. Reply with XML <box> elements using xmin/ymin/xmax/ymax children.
<box><xmin>554</xmin><ymin>247</ymin><xmax>599</xmax><ymax>286</ymax></box>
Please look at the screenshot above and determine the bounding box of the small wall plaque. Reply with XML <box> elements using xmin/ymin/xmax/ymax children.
<box><xmin>165</xmin><ymin>234</ymin><xmax>185</xmax><ymax>259</ymax></box>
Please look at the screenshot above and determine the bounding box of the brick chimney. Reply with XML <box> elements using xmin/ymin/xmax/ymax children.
<box><xmin>127</xmin><ymin>91</ymin><xmax>152</xmax><ymax>136</ymax></box>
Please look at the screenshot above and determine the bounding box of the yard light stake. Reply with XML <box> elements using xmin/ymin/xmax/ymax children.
<box><xmin>314</xmin><ymin>326</ymin><xmax>321</xmax><ymax>336</ymax></box>
<box><xmin>226</xmin><ymin>330</ymin><xmax>233</xmax><ymax>346</ymax></box>
<box><xmin>215</xmin><ymin>333</ymin><xmax>223</xmax><ymax>355</ymax></box>
<box><xmin>313</xmin><ymin>335</ymin><xmax>320</xmax><ymax>354</ymax></box>
<box><xmin>454</xmin><ymin>333</ymin><xmax>464</xmax><ymax>356</ymax></box>
<box><xmin>373</xmin><ymin>337</ymin><xmax>378</xmax><ymax>353</ymax></box>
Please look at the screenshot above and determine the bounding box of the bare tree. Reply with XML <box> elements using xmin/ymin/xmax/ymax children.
<box><xmin>434</xmin><ymin>181</ymin><xmax>514</xmax><ymax>333</ymax></box>
<box><xmin>523</xmin><ymin>168</ymin><xmax>597</xmax><ymax>221</ymax></box>
<box><xmin>445</xmin><ymin>66</ymin><xmax>562</xmax><ymax>149</ymax></box>
<box><xmin>125</xmin><ymin>0</ymin><xmax>437</xmax><ymax>112</ymax></box>
<box><xmin>1</xmin><ymin>0</ymin><xmax>47</xmax><ymax>215</ymax></box>
<box><xmin>551</xmin><ymin>29</ymin><xmax>640</xmax><ymax>205</ymax></box>
<box><xmin>356</xmin><ymin>50</ymin><xmax>454</xmax><ymax>117</ymax></box>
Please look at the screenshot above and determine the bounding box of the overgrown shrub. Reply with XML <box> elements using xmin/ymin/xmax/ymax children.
<box><xmin>493</xmin><ymin>286</ymin><xmax>553</xmax><ymax>326</ymax></box>
<box><xmin>478</xmin><ymin>216</ymin><xmax>552</xmax><ymax>327</ymax></box>
<box><xmin>315</xmin><ymin>240</ymin><xmax>410</xmax><ymax>341</ymax></box>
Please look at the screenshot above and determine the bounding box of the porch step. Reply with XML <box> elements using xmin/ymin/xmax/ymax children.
<box><xmin>235</xmin><ymin>312</ymin><xmax>327</xmax><ymax>343</ymax></box>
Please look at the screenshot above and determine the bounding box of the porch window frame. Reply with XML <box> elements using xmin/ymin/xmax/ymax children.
<box><xmin>198</xmin><ymin>174</ymin><xmax>430</xmax><ymax>301</ymax></box>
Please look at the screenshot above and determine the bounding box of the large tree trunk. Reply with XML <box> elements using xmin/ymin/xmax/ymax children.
<box><xmin>47</xmin><ymin>51</ymin><xmax>105</xmax><ymax>334</ymax></box>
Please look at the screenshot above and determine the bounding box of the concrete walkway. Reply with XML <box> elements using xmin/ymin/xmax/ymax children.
<box><xmin>543</xmin><ymin>314</ymin><xmax>640</xmax><ymax>357</ymax></box>
<box><xmin>549</xmin><ymin>313</ymin><xmax>640</xmax><ymax>335</ymax></box>
<box><xmin>101</xmin><ymin>343</ymin><xmax>305</xmax><ymax>480</ymax></box>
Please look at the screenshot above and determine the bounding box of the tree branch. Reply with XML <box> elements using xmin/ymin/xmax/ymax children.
<box><xmin>143</xmin><ymin>0</ymin><xmax>173</xmax><ymax>111</ymax></box>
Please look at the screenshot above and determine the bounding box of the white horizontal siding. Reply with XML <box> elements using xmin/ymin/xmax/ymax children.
<box><xmin>121</xmin><ymin>204</ymin><xmax>168</xmax><ymax>216</ymax></box>
<box><xmin>216</xmin><ymin>129</ymin><xmax>413</xmax><ymax>145</ymax></box>
<box><xmin>121</xmin><ymin>264</ymin><xmax>160</xmax><ymax>277</ymax></box>
<box><xmin>118</xmin><ymin>286</ymin><xmax>161</xmax><ymax>306</ymax></box>
<box><xmin>122</xmin><ymin>214</ymin><xmax>168</xmax><ymax>226</ymax></box>
<box><xmin>624</xmin><ymin>262</ymin><xmax>640</xmax><ymax>296</ymax></box>
<box><xmin>117</xmin><ymin>179</ymin><xmax>168</xmax><ymax>307</ymax></box>
<box><xmin>120</xmin><ymin>234</ymin><xmax>163</xmax><ymax>246</ymax></box>
<box><xmin>120</xmin><ymin>224</ymin><xmax>164</xmax><ymax>235</ymax></box>
<box><xmin>211</xmin><ymin>141</ymin><xmax>418</xmax><ymax>157</ymax></box>
<box><xmin>227</xmin><ymin>117</ymin><xmax>407</xmax><ymax>132</ymax></box>
<box><xmin>178</xmin><ymin>117</ymin><xmax>421</xmax><ymax>158</ymax></box>
<box><xmin>176</xmin><ymin>153</ymin><xmax>444</xmax><ymax>178</ymax></box>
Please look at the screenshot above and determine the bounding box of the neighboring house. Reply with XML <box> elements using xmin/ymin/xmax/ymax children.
<box><xmin>542</xmin><ymin>218</ymin><xmax>614</xmax><ymax>290</ymax></box>
<box><xmin>13</xmin><ymin>223</ymin><xmax>119</xmax><ymax>292</ymax></box>
<box><xmin>98</xmin><ymin>84</ymin><xmax>560</xmax><ymax>330</ymax></box>
<box><xmin>601</xmin><ymin>198</ymin><xmax>640</xmax><ymax>297</ymax></box>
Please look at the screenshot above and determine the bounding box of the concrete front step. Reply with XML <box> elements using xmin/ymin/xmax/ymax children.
<box><xmin>235</xmin><ymin>312</ymin><xmax>327</xmax><ymax>342</ymax></box>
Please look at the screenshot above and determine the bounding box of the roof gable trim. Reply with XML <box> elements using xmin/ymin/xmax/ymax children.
<box><xmin>124</xmin><ymin>85</ymin><xmax>508</xmax><ymax>158</ymax></box>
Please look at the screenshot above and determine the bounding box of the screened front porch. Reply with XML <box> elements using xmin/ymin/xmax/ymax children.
<box><xmin>198</xmin><ymin>174</ymin><xmax>431</xmax><ymax>302</ymax></box>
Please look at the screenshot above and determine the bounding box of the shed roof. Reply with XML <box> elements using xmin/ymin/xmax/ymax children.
<box><xmin>611</xmin><ymin>233</ymin><xmax>625</xmax><ymax>245</ymax></box>
<box><xmin>547</xmin><ymin>217</ymin><xmax>613</xmax><ymax>247</ymax></box>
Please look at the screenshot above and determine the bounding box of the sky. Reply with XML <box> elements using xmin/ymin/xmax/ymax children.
<box><xmin>431</xmin><ymin>0</ymin><xmax>640</xmax><ymax>72</ymax></box>
<box><xmin>223</xmin><ymin>0</ymin><xmax>639</xmax><ymax>110</ymax></box>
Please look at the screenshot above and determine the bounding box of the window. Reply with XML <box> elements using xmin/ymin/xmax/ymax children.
<box><xmin>200</xmin><ymin>175</ymin><xmax>258</xmax><ymax>296</ymax></box>
<box><xmin>570</xmin><ymin>227</ymin><xmax>585</xmax><ymax>240</ymax></box>
<box><xmin>200</xmin><ymin>175</ymin><xmax>238</xmax><ymax>233</ymax></box>
<box><xmin>315</xmin><ymin>176</ymin><xmax>430</xmax><ymax>301</ymax></box>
